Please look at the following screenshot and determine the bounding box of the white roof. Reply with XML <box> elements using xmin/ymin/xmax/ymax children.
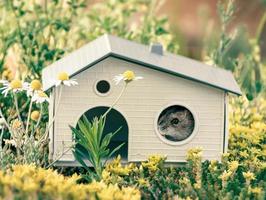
<box><xmin>42</xmin><ymin>34</ymin><xmax>241</xmax><ymax>95</ymax></box>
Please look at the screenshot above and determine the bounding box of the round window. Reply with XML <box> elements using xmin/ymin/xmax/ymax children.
<box><xmin>95</xmin><ymin>80</ymin><xmax>110</xmax><ymax>94</ymax></box>
<box><xmin>157</xmin><ymin>105</ymin><xmax>195</xmax><ymax>143</ymax></box>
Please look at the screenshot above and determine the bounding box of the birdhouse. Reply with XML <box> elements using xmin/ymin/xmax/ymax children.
<box><xmin>42</xmin><ymin>34</ymin><xmax>241</xmax><ymax>166</ymax></box>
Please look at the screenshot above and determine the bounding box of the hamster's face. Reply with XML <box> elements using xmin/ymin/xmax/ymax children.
<box><xmin>158</xmin><ymin>106</ymin><xmax>194</xmax><ymax>141</ymax></box>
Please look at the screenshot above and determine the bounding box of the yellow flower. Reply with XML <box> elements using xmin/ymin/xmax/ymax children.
<box><xmin>114</xmin><ymin>70</ymin><xmax>143</xmax><ymax>85</ymax></box>
<box><xmin>56</xmin><ymin>72</ymin><xmax>78</xmax><ymax>87</ymax></box>
<box><xmin>86</xmin><ymin>181</ymin><xmax>106</xmax><ymax>193</ymax></box>
<box><xmin>239</xmin><ymin>151</ymin><xmax>249</xmax><ymax>158</ymax></box>
<box><xmin>141</xmin><ymin>154</ymin><xmax>166</xmax><ymax>173</ymax></box>
<box><xmin>121</xmin><ymin>187</ymin><xmax>141</xmax><ymax>200</ymax></box>
<box><xmin>179</xmin><ymin>177</ymin><xmax>190</xmax><ymax>185</ymax></box>
<box><xmin>193</xmin><ymin>182</ymin><xmax>201</xmax><ymax>189</ymax></box>
<box><xmin>249</xmin><ymin>187</ymin><xmax>262</xmax><ymax>195</ymax></box>
<box><xmin>57</xmin><ymin>72</ymin><xmax>69</xmax><ymax>81</ymax></box>
<box><xmin>209</xmin><ymin>160</ymin><xmax>218</xmax><ymax>171</ymax></box>
<box><xmin>123</xmin><ymin>70</ymin><xmax>135</xmax><ymax>81</ymax></box>
<box><xmin>10</xmin><ymin>79</ymin><xmax>22</xmax><ymax>89</ymax></box>
<box><xmin>187</xmin><ymin>147</ymin><xmax>203</xmax><ymax>161</ymax></box>
<box><xmin>138</xmin><ymin>178</ymin><xmax>150</xmax><ymax>187</ymax></box>
<box><xmin>222</xmin><ymin>152</ymin><xmax>230</xmax><ymax>158</ymax></box>
<box><xmin>30</xmin><ymin>111</ymin><xmax>40</xmax><ymax>121</ymax></box>
<box><xmin>243</xmin><ymin>171</ymin><xmax>255</xmax><ymax>181</ymax></box>
<box><xmin>228</xmin><ymin>161</ymin><xmax>239</xmax><ymax>172</ymax></box>
<box><xmin>0</xmin><ymin>79</ymin><xmax>28</xmax><ymax>97</ymax></box>
<box><xmin>30</xmin><ymin>80</ymin><xmax>42</xmax><ymax>90</ymax></box>
<box><xmin>219</xmin><ymin>170</ymin><xmax>232</xmax><ymax>181</ymax></box>
<box><xmin>0</xmin><ymin>164</ymin><xmax>140</xmax><ymax>200</ymax></box>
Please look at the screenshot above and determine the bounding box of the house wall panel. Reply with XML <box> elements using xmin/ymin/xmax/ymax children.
<box><xmin>52</xmin><ymin>57</ymin><xmax>225</xmax><ymax>163</ymax></box>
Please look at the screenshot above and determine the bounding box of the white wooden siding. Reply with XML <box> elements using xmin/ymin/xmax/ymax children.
<box><xmin>51</xmin><ymin>57</ymin><xmax>225</xmax><ymax>163</ymax></box>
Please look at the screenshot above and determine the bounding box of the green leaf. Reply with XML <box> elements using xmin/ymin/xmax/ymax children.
<box><xmin>108</xmin><ymin>142</ymin><xmax>125</xmax><ymax>159</ymax></box>
<box><xmin>73</xmin><ymin>149</ymin><xmax>91</xmax><ymax>172</ymax></box>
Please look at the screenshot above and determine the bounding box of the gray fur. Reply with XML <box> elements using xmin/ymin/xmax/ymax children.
<box><xmin>158</xmin><ymin>106</ymin><xmax>194</xmax><ymax>142</ymax></box>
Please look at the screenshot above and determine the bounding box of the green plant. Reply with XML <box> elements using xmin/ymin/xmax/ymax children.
<box><xmin>0</xmin><ymin>73</ymin><xmax>78</xmax><ymax>169</ymax></box>
<box><xmin>0</xmin><ymin>164</ymin><xmax>141</xmax><ymax>200</ymax></box>
<box><xmin>0</xmin><ymin>79</ymin><xmax>50</xmax><ymax>168</ymax></box>
<box><xmin>206</xmin><ymin>0</ymin><xmax>265</xmax><ymax>100</ymax></box>
<box><xmin>70</xmin><ymin>115</ymin><xmax>124</xmax><ymax>181</ymax></box>
<box><xmin>70</xmin><ymin>70</ymin><xmax>142</xmax><ymax>181</ymax></box>
<box><xmin>0</xmin><ymin>0</ymin><xmax>178</xmax><ymax>169</ymax></box>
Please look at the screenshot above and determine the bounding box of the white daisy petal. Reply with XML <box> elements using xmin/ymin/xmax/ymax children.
<box><xmin>134</xmin><ymin>76</ymin><xmax>143</xmax><ymax>80</ymax></box>
<box><xmin>113</xmin><ymin>75</ymin><xmax>124</xmax><ymax>85</ymax></box>
<box><xmin>23</xmin><ymin>82</ymin><xmax>30</xmax><ymax>89</ymax></box>
<box><xmin>27</xmin><ymin>90</ymin><xmax>33</xmax><ymax>97</ymax></box>
<box><xmin>70</xmin><ymin>80</ymin><xmax>78</xmax><ymax>85</ymax></box>
<box><xmin>2</xmin><ymin>89</ymin><xmax>9</xmax><ymax>97</ymax></box>
<box><xmin>32</xmin><ymin>92</ymin><xmax>49</xmax><ymax>104</ymax></box>
<box><xmin>55</xmin><ymin>80</ymin><xmax>62</xmax><ymax>87</ymax></box>
<box><xmin>0</xmin><ymin>85</ymin><xmax>8</xmax><ymax>92</ymax></box>
<box><xmin>63</xmin><ymin>81</ymin><xmax>71</xmax><ymax>86</ymax></box>
<box><xmin>0</xmin><ymin>80</ymin><xmax>8</xmax><ymax>84</ymax></box>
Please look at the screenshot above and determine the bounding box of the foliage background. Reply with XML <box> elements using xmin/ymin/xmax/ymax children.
<box><xmin>0</xmin><ymin>0</ymin><xmax>265</xmax><ymax>199</ymax></box>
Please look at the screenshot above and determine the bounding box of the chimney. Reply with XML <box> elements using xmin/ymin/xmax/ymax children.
<box><xmin>150</xmin><ymin>43</ymin><xmax>163</xmax><ymax>55</ymax></box>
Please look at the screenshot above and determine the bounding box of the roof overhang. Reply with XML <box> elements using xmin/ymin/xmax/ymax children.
<box><xmin>42</xmin><ymin>34</ymin><xmax>242</xmax><ymax>95</ymax></box>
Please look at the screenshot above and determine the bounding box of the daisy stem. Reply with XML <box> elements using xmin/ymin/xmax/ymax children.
<box><xmin>46</xmin><ymin>143</ymin><xmax>75</xmax><ymax>168</ymax></box>
<box><xmin>31</xmin><ymin>104</ymin><xmax>43</xmax><ymax>137</ymax></box>
<box><xmin>0</xmin><ymin>107</ymin><xmax>12</xmax><ymax>133</ymax></box>
<box><xmin>41</xmin><ymin>85</ymin><xmax>63</xmax><ymax>143</ymax></box>
<box><xmin>0</xmin><ymin>128</ymin><xmax>4</xmax><ymax>158</ymax></box>
<box><xmin>102</xmin><ymin>83</ymin><xmax>127</xmax><ymax>118</ymax></box>
<box><xmin>25</xmin><ymin>98</ymin><xmax>33</xmax><ymax>135</ymax></box>
<box><xmin>13</xmin><ymin>93</ymin><xmax>23</xmax><ymax>127</ymax></box>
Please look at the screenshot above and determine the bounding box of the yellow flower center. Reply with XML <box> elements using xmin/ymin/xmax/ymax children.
<box><xmin>38</xmin><ymin>91</ymin><xmax>48</xmax><ymax>98</ymax></box>
<box><xmin>57</xmin><ymin>72</ymin><xmax>69</xmax><ymax>81</ymax></box>
<box><xmin>31</xmin><ymin>111</ymin><xmax>40</xmax><ymax>121</ymax></box>
<box><xmin>30</xmin><ymin>80</ymin><xmax>42</xmax><ymax>90</ymax></box>
<box><xmin>123</xmin><ymin>70</ymin><xmax>135</xmax><ymax>81</ymax></box>
<box><xmin>10</xmin><ymin>79</ymin><xmax>22</xmax><ymax>89</ymax></box>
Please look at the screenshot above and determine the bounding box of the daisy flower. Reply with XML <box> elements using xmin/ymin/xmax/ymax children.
<box><xmin>0</xmin><ymin>79</ymin><xmax>28</xmax><ymax>97</ymax></box>
<box><xmin>32</xmin><ymin>91</ymin><xmax>49</xmax><ymax>104</ymax></box>
<box><xmin>55</xmin><ymin>72</ymin><xmax>78</xmax><ymax>87</ymax></box>
<box><xmin>26</xmin><ymin>79</ymin><xmax>43</xmax><ymax>96</ymax></box>
<box><xmin>113</xmin><ymin>70</ymin><xmax>143</xmax><ymax>85</ymax></box>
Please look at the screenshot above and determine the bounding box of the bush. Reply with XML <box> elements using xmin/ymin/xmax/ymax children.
<box><xmin>0</xmin><ymin>164</ymin><xmax>140</xmax><ymax>200</ymax></box>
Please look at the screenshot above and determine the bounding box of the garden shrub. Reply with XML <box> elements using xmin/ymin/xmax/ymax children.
<box><xmin>0</xmin><ymin>164</ymin><xmax>140</xmax><ymax>200</ymax></box>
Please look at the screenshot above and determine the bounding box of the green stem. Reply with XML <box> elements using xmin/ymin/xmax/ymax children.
<box><xmin>40</xmin><ymin>85</ymin><xmax>63</xmax><ymax>143</ymax></box>
<box><xmin>13</xmin><ymin>93</ymin><xmax>23</xmax><ymax>125</ymax></box>
<box><xmin>0</xmin><ymin>107</ymin><xmax>12</xmax><ymax>133</ymax></box>
<box><xmin>46</xmin><ymin>143</ymin><xmax>75</xmax><ymax>169</ymax></box>
<box><xmin>25</xmin><ymin>98</ymin><xmax>33</xmax><ymax>135</ymax></box>
<box><xmin>31</xmin><ymin>104</ymin><xmax>43</xmax><ymax>137</ymax></box>
<box><xmin>102</xmin><ymin>83</ymin><xmax>127</xmax><ymax>118</ymax></box>
<box><xmin>256</xmin><ymin>12</ymin><xmax>266</xmax><ymax>39</ymax></box>
<box><xmin>0</xmin><ymin>128</ymin><xmax>4</xmax><ymax>159</ymax></box>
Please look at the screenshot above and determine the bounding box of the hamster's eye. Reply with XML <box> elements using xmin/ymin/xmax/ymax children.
<box><xmin>171</xmin><ymin>118</ymin><xmax>179</xmax><ymax>125</ymax></box>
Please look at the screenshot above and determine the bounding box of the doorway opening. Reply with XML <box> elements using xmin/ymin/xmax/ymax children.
<box><xmin>76</xmin><ymin>106</ymin><xmax>128</xmax><ymax>160</ymax></box>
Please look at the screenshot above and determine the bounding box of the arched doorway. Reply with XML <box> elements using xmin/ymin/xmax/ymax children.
<box><xmin>76</xmin><ymin>106</ymin><xmax>128</xmax><ymax>160</ymax></box>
